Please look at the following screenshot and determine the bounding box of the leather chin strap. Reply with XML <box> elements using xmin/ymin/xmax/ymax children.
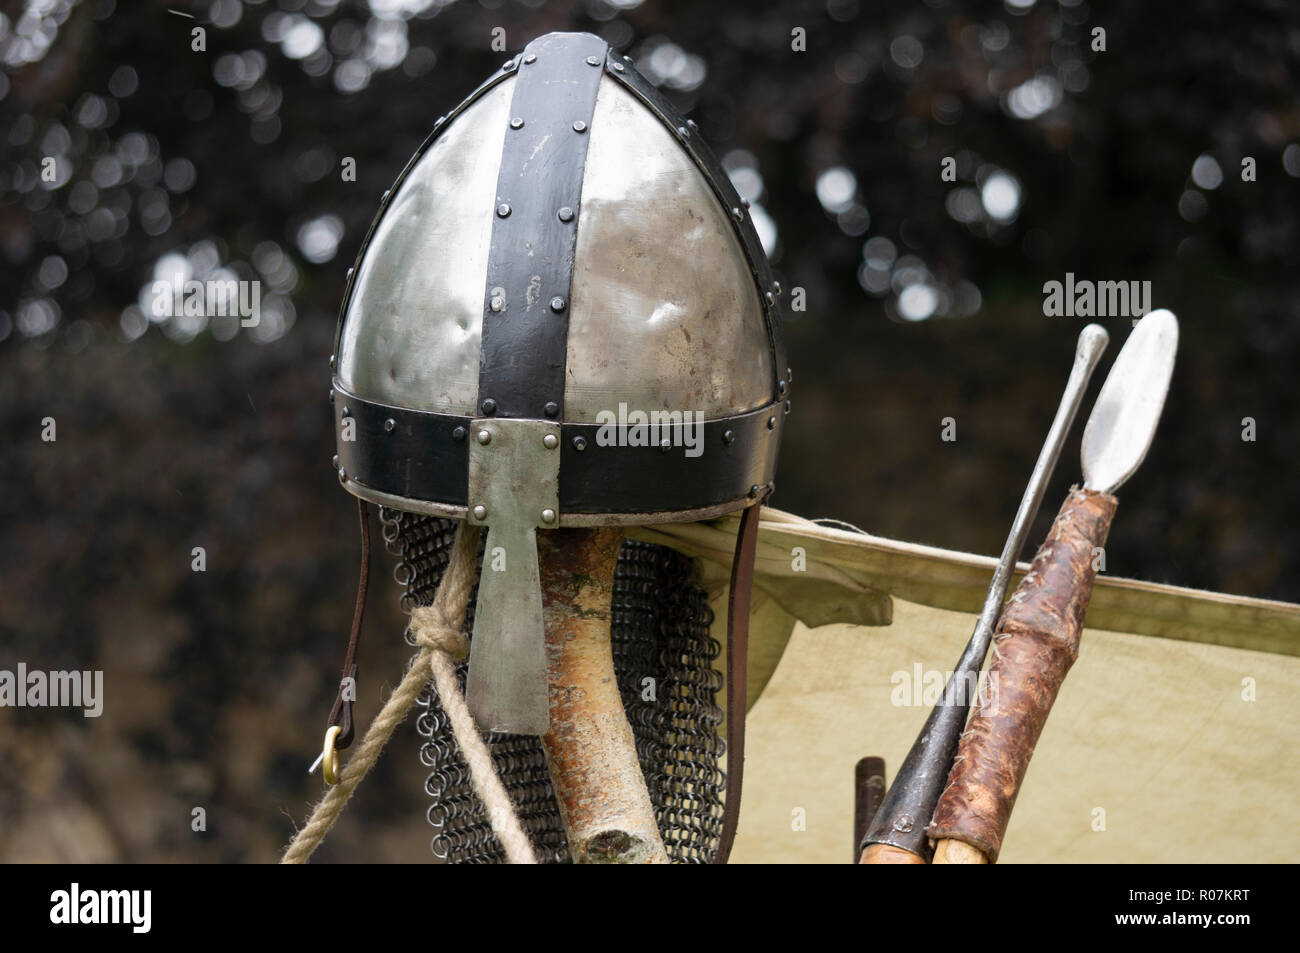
<box><xmin>714</xmin><ymin>499</ymin><xmax>763</xmax><ymax>864</ymax></box>
<box><xmin>327</xmin><ymin>498</ymin><xmax>370</xmax><ymax>750</ymax></box>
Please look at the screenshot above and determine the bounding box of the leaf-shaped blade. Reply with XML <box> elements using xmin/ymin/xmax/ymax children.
<box><xmin>1081</xmin><ymin>309</ymin><xmax>1180</xmax><ymax>494</ymax></box>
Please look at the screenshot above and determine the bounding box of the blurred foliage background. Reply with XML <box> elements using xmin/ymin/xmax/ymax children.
<box><xmin>1</xmin><ymin>0</ymin><xmax>1296</xmax><ymax>861</ymax></box>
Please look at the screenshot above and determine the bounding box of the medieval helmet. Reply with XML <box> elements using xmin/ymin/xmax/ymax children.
<box><xmin>330</xmin><ymin>32</ymin><xmax>789</xmax><ymax>739</ymax></box>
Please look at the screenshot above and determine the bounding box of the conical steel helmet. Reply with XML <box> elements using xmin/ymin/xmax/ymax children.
<box><xmin>330</xmin><ymin>32</ymin><xmax>789</xmax><ymax>736</ymax></box>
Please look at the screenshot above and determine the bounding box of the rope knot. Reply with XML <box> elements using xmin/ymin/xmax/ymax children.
<box><xmin>409</xmin><ymin>604</ymin><xmax>470</xmax><ymax>661</ymax></box>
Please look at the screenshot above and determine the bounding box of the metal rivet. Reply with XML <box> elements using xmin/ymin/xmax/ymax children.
<box><xmin>557</xmin><ymin>206</ymin><xmax>574</xmax><ymax>222</ymax></box>
<box><xmin>502</xmin><ymin>58</ymin><xmax>516</xmax><ymax>71</ymax></box>
<box><xmin>481</xmin><ymin>398</ymin><xmax>497</xmax><ymax>415</ymax></box>
<box><xmin>434</xmin><ymin>116</ymin><xmax>445</xmax><ymax>128</ymax></box>
<box><xmin>496</xmin><ymin>203</ymin><xmax>511</xmax><ymax>218</ymax></box>
<box><xmin>659</xmin><ymin>438</ymin><xmax>671</xmax><ymax>452</ymax></box>
<box><xmin>329</xmin><ymin>354</ymin><xmax>336</xmax><ymax>369</ymax></box>
<box><xmin>743</xmin><ymin>197</ymin><xmax>751</xmax><ymax>208</ymax></box>
<box><xmin>543</xmin><ymin>433</ymin><xmax>559</xmax><ymax>450</ymax></box>
<box><xmin>384</xmin><ymin>418</ymin><xmax>396</xmax><ymax>432</ymax></box>
<box><xmin>775</xmin><ymin>283</ymin><xmax>784</xmax><ymax>297</ymax></box>
<box><xmin>346</xmin><ymin>268</ymin><xmax>354</xmax><ymax>281</ymax></box>
<box><xmin>476</xmin><ymin>429</ymin><xmax>491</xmax><ymax>445</ymax></box>
<box><xmin>510</xmin><ymin>117</ymin><xmax>524</xmax><ymax>129</ymax></box>
<box><xmin>523</xmin><ymin>53</ymin><xmax>537</xmax><ymax>64</ymax></box>
<box><xmin>722</xmin><ymin>429</ymin><xmax>735</xmax><ymax>446</ymax></box>
<box><xmin>893</xmin><ymin>814</ymin><xmax>915</xmax><ymax>834</ymax></box>
<box><xmin>473</xmin><ymin>504</ymin><xmax>488</xmax><ymax>521</ymax></box>
<box><xmin>328</xmin><ymin>388</ymin><xmax>335</xmax><ymax>404</ymax></box>
<box><xmin>586</xmin><ymin>55</ymin><xmax>601</xmax><ymax>66</ymax></box>
<box><xmin>731</xmin><ymin>207</ymin><xmax>744</xmax><ymax>222</ymax></box>
<box><xmin>786</xmin><ymin>366</ymin><xmax>793</xmax><ymax>381</ymax></box>
<box><xmin>767</xmin><ymin>416</ymin><xmax>776</xmax><ymax>430</ymax></box>
<box><xmin>749</xmin><ymin>484</ymin><xmax>761</xmax><ymax>499</ymax></box>
<box><xmin>382</xmin><ymin>189</ymin><xmax>391</xmax><ymax>202</ymax></box>
<box><xmin>490</xmin><ymin>295</ymin><xmax>505</xmax><ymax>312</ymax></box>
<box><xmin>540</xmin><ymin>508</ymin><xmax>557</xmax><ymax>524</ymax></box>
<box><xmin>612</xmin><ymin>62</ymin><xmax>625</xmax><ymax>72</ymax></box>
<box><xmin>572</xmin><ymin>435</ymin><xmax>588</xmax><ymax>451</ymax></box>
<box><xmin>777</xmin><ymin>379</ymin><xmax>787</xmax><ymax>396</ymax></box>
<box><xmin>341</xmin><ymin>406</ymin><xmax>351</xmax><ymax>418</ymax></box>
<box><xmin>338</xmin><ymin>467</ymin><xmax>347</xmax><ymax>481</ymax></box>
<box><xmin>544</xmin><ymin>401</ymin><xmax>559</xmax><ymax>418</ymax></box>
<box><xmin>453</xmin><ymin>426</ymin><xmax>467</xmax><ymax>441</ymax></box>
<box><xmin>766</xmin><ymin>291</ymin><xmax>775</xmax><ymax>306</ymax></box>
<box><xmin>687</xmin><ymin>119</ymin><xmax>698</xmax><ymax>131</ymax></box>
<box><xmin>784</xmin><ymin>399</ymin><xmax>792</xmax><ymax>415</ymax></box>
<box><xmin>678</xmin><ymin>125</ymin><xmax>690</xmax><ymax>138</ymax></box>
<box><xmin>331</xmin><ymin>454</ymin><xmax>340</xmax><ymax>470</ymax></box>
<box><xmin>572</xmin><ymin>120</ymin><xmax>588</xmax><ymax>133</ymax></box>
<box><xmin>550</xmin><ymin>296</ymin><xmax>567</xmax><ymax>313</ymax></box>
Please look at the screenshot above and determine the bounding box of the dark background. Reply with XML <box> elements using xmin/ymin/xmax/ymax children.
<box><xmin>1</xmin><ymin>0</ymin><xmax>1296</xmax><ymax>861</ymax></box>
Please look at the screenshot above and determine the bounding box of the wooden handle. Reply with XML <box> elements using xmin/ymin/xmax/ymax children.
<box><xmin>538</xmin><ymin>528</ymin><xmax>669</xmax><ymax>864</ymax></box>
<box><xmin>859</xmin><ymin>843</ymin><xmax>926</xmax><ymax>865</ymax></box>
<box><xmin>932</xmin><ymin>838</ymin><xmax>988</xmax><ymax>864</ymax></box>
<box><xmin>926</xmin><ymin>488</ymin><xmax>1117</xmax><ymax>863</ymax></box>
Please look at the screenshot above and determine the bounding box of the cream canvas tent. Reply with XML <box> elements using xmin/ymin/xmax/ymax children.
<box><xmin>640</xmin><ymin>508</ymin><xmax>1300</xmax><ymax>863</ymax></box>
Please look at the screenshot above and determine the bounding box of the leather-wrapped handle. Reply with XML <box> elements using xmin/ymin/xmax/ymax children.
<box><xmin>927</xmin><ymin>488</ymin><xmax>1117</xmax><ymax>862</ymax></box>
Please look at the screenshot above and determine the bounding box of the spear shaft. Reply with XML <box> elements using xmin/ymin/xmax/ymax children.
<box><xmin>860</xmin><ymin>324</ymin><xmax>1109</xmax><ymax>863</ymax></box>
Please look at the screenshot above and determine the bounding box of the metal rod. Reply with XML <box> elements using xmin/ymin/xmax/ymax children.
<box><xmin>860</xmin><ymin>324</ymin><xmax>1109</xmax><ymax>861</ymax></box>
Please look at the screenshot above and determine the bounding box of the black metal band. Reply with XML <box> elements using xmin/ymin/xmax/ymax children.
<box><xmin>333</xmin><ymin>385</ymin><xmax>782</xmax><ymax>515</ymax></box>
<box><xmin>559</xmin><ymin>407</ymin><xmax>781</xmax><ymax>513</ymax></box>
<box><xmin>334</xmin><ymin>389</ymin><xmax>470</xmax><ymax>505</ymax></box>
<box><xmin>476</xmin><ymin>32</ymin><xmax>608</xmax><ymax>421</ymax></box>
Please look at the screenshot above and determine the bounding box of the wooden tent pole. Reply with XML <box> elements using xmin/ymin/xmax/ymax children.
<box><xmin>537</xmin><ymin>527</ymin><xmax>668</xmax><ymax>864</ymax></box>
